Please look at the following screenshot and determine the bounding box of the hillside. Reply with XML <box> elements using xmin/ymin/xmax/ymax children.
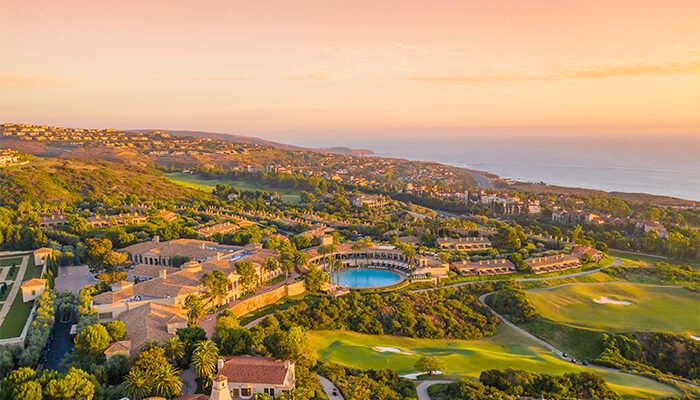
<box><xmin>131</xmin><ymin>129</ymin><xmax>375</xmax><ymax>156</ymax></box>
<box><xmin>0</xmin><ymin>157</ymin><xmax>205</xmax><ymax>205</ymax></box>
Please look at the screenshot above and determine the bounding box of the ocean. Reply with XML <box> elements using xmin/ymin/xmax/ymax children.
<box><xmin>291</xmin><ymin>135</ymin><xmax>700</xmax><ymax>201</ymax></box>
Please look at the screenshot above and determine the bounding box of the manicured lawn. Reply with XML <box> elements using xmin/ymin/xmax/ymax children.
<box><xmin>0</xmin><ymin>257</ymin><xmax>22</xmax><ymax>268</ymax></box>
<box><xmin>309</xmin><ymin>327</ymin><xmax>679</xmax><ymax>399</ymax></box>
<box><xmin>526</xmin><ymin>283</ymin><xmax>700</xmax><ymax>335</ymax></box>
<box><xmin>165</xmin><ymin>172</ymin><xmax>302</xmax><ymax>203</ymax></box>
<box><xmin>519</xmin><ymin>316</ymin><xmax>607</xmax><ymax>360</ymax></box>
<box><xmin>0</xmin><ymin>288</ymin><xmax>34</xmax><ymax>339</ymax></box>
<box><xmin>22</xmin><ymin>258</ymin><xmax>41</xmax><ymax>281</ymax></box>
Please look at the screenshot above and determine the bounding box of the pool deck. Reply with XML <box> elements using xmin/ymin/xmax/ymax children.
<box><xmin>331</xmin><ymin>267</ymin><xmax>408</xmax><ymax>290</ymax></box>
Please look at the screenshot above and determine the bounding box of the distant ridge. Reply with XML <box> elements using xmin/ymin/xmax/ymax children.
<box><xmin>128</xmin><ymin>129</ymin><xmax>374</xmax><ymax>156</ymax></box>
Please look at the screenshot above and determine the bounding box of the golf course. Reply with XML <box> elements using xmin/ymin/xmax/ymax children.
<box><xmin>525</xmin><ymin>282</ymin><xmax>700</xmax><ymax>335</ymax></box>
<box><xmin>165</xmin><ymin>172</ymin><xmax>302</xmax><ymax>203</ymax></box>
<box><xmin>309</xmin><ymin>325</ymin><xmax>681</xmax><ymax>399</ymax></box>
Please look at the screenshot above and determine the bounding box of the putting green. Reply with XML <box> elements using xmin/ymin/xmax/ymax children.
<box><xmin>526</xmin><ymin>283</ymin><xmax>700</xmax><ymax>335</ymax></box>
<box><xmin>309</xmin><ymin>326</ymin><xmax>680</xmax><ymax>399</ymax></box>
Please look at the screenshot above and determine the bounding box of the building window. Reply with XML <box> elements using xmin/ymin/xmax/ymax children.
<box><xmin>232</xmin><ymin>389</ymin><xmax>239</xmax><ymax>397</ymax></box>
<box><xmin>241</xmin><ymin>388</ymin><xmax>251</xmax><ymax>396</ymax></box>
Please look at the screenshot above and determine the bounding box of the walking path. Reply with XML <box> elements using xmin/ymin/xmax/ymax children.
<box><xmin>178</xmin><ymin>368</ymin><xmax>196</xmax><ymax>395</ymax></box>
<box><xmin>0</xmin><ymin>255</ymin><xmax>28</xmax><ymax>322</ymax></box>
<box><xmin>416</xmin><ymin>380</ymin><xmax>453</xmax><ymax>400</ymax></box>
<box><xmin>318</xmin><ymin>375</ymin><xmax>344</xmax><ymax>399</ymax></box>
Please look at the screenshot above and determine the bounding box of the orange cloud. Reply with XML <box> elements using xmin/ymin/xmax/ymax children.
<box><xmin>411</xmin><ymin>52</ymin><xmax>700</xmax><ymax>83</ymax></box>
<box><xmin>0</xmin><ymin>71</ymin><xmax>74</xmax><ymax>88</ymax></box>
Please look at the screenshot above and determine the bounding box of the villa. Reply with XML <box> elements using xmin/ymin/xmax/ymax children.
<box><xmin>213</xmin><ymin>356</ymin><xmax>295</xmax><ymax>399</ymax></box>
<box><xmin>451</xmin><ymin>259</ymin><xmax>516</xmax><ymax>275</ymax></box>
<box><xmin>526</xmin><ymin>254</ymin><xmax>580</xmax><ymax>274</ymax></box>
<box><xmin>86</xmin><ymin>212</ymin><xmax>147</xmax><ymax>228</ymax></box>
<box><xmin>436</xmin><ymin>236</ymin><xmax>492</xmax><ymax>250</ymax></box>
<box><xmin>350</xmin><ymin>194</ymin><xmax>389</xmax><ymax>208</ymax></box>
<box><xmin>571</xmin><ymin>245</ymin><xmax>603</xmax><ymax>262</ymax></box>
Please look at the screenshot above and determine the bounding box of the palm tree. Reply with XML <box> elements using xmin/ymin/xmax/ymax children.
<box><xmin>264</xmin><ymin>257</ymin><xmax>279</xmax><ymax>283</ymax></box>
<box><xmin>140</xmin><ymin>340</ymin><xmax>160</xmax><ymax>352</ymax></box>
<box><xmin>163</xmin><ymin>337</ymin><xmax>185</xmax><ymax>364</ymax></box>
<box><xmin>153</xmin><ymin>363</ymin><xmax>183</xmax><ymax>399</ymax></box>
<box><xmin>184</xmin><ymin>294</ymin><xmax>204</xmax><ymax>325</ymax></box>
<box><xmin>124</xmin><ymin>369</ymin><xmax>151</xmax><ymax>400</ymax></box>
<box><xmin>191</xmin><ymin>340</ymin><xmax>219</xmax><ymax>388</ymax></box>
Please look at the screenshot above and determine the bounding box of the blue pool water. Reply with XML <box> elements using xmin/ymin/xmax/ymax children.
<box><xmin>331</xmin><ymin>268</ymin><xmax>401</xmax><ymax>288</ymax></box>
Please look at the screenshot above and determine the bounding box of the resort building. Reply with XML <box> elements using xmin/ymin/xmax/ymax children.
<box><xmin>304</xmin><ymin>243</ymin><xmax>430</xmax><ymax>272</ymax></box>
<box><xmin>436</xmin><ymin>236</ymin><xmax>492</xmax><ymax>250</ymax></box>
<box><xmin>197</xmin><ymin>222</ymin><xmax>241</xmax><ymax>238</ymax></box>
<box><xmin>451</xmin><ymin>259</ymin><xmax>516</xmax><ymax>276</ymax></box>
<box><xmin>526</xmin><ymin>254</ymin><xmax>580</xmax><ymax>274</ymax></box>
<box><xmin>102</xmin><ymin>302</ymin><xmax>188</xmax><ymax>357</ymax></box>
<box><xmin>39</xmin><ymin>212</ymin><xmax>68</xmax><ymax>228</ymax></box>
<box><xmin>95</xmin><ymin>239</ymin><xmax>284</xmax><ymax>321</ymax></box>
<box><xmin>350</xmin><ymin>194</ymin><xmax>389</xmax><ymax>208</ymax></box>
<box><xmin>128</xmin><ymin>264</ymin><xmax>181</xmax><ymax>282</ymax></box>
<box><xmin>86</xmin><ymin>212</ymin><xmax>147</xmax><ymax>228</ymax></box>
<box><xmin>299</xmin><ymin>226</ymin><xmax>335</xmax><ymax>245</ymax></box>
<box><xmin>212</xmin><ymin>356</ymin><xmax>295</xmax><ymax>399</ymax></box>
<box><xmin>571</xmin><ymin>245</ymin><xmax>603</xmax><ymax>262</ymax></box>
<box><xmin>21</xmin><ymin>279</ymin><xmax>46</xmax><ymax>302</ymax></box>
<box><xmin>635</xmin><ymin>220</ymin><xmax>669</xmax><ymax>238</ymax></box>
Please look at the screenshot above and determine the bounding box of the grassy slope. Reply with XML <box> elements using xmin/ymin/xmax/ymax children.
<box><xmin>526</xmin><ymin>283</ymin><xmax>700</xmax><ymax>335</ymax></box>
<box><xmin>309</xmin><ymin>326</ymin><xmax>679</xmax><ymax>399</ymax></box>
<box><xmin>165</xmin><ymin>172</ymin><xmax>302</xmax><ymax>203</ymax></box>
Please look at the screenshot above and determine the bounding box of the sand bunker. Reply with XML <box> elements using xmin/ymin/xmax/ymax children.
<box><xmin>400</xmin><ymin>371</ymin><xmax>443</xmax><ymax>380</ymax></box>
<box><xmin>374</xmin><ymin>346</ymin><xmax>413</xmax><ymax>355</ymax></box>
<box><xmin>690</xmin><ymin>335</ymin><xmax>700</xmax><ymax>341</ymax></box>
<box><xmin>593</xmin><ymin>297</ymin><xmax>631</xmax><ymax>305</ymax></box>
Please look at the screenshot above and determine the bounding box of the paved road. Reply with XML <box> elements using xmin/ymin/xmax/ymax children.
<box><xmin>44</xmin><ymin>309</ymin><xmax>75</xmax><ymax>372</ymax></box>
<box><xmin>318</xmin><ymin>375</ymin><xmax>344</xmax><ymax>400</ymax></box>
<box><xmin>415</xmin><ymin>380</ymin><xmax>453</xmax><ymax>400</ymax></box>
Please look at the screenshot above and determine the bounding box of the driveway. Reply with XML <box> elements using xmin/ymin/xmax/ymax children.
<box><xmin>318</xmin><ymin>375</ymin><xmax>344</xmax><ymax>400</ymax></box>
<box><xmin>56</xmin><ymin>265</ymin><xmax>99</xmax><ymax>294</ymax></box>
<box><xmin>415</xmin><ymin>380</ymin><xmax>453</xmax><ymax>400</ymax></box>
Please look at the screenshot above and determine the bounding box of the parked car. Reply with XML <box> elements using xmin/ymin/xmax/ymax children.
<box><xmin>571</xmin><ymin>359</ymin><xmax>577</xmax><ymax>364</ymax></box>
<box><xmin>582</xmin><ymin>360</ymin><xmax>589</xmax><ymax>366</ymax></box>
<box><xmin>561</xmin><ymin>352</ymin><xmax>567</xmax><ymax>358</ymax></box>
<box><xmin>332</xmin><ymin>388</ymin><xmax>338</xmax><ymax>396</ymax></box>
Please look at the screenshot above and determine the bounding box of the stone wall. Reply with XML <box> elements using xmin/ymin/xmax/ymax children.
<box><xmin>229</xmin><ymin>280</ymin><xmax>306</xmax><ymax>317</ymax></box>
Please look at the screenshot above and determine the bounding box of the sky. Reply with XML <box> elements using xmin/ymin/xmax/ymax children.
<box><xmin>1</xmin><ymin>0</ymin><xmax>699</xmax><ymax>143</ymax></box>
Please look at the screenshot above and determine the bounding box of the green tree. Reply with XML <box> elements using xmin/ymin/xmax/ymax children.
<box><xmin>163</xmin><ymin>337</ymin><xmax>185</xmax><ymax>365</ymax></box>
<box><xmin>74</xmin><ymin>323</ymin><xmax>111</xmax><ymax>355</ymax></box>
<box><xmin>414</xmin><ymin>356</ymin><xmax>444</xmax><ymax>376</ymax></box>
<box><xmin>236</xmin><ymin>260</ymin><xmax>259</xmax><ymax>293</ymax></box>
<box><xmin>190</xmin><ymin>340</ymin><xmax>219</xmax><ymax>388</ymax></box>
<box><xmin>152</xmin><ymin>363</ymin><xmax>182</xmax><ymax>399</ymax></box>
<box><xmin>304</xmin><ymin>264</ymin><xmax>325</xmax><ymax>291</ymax></box>
<box><xmin>104</xmin><ymin>320</ymin><xmax>126</xmax><ymax>342</ymax></box>
<box><xmin>124</xmin><ymin>369</ymin><xmax>150</xmax><ymax>400</ymax></box>
<box><xmin>201</xmin><ymin>270</ymin><xmax>232</xmax><ymax>304</ymax></box>
<box><xmin>184</xmin><ymin>294</ymin><xmax>205</xmax><ymax>324</ymax></box>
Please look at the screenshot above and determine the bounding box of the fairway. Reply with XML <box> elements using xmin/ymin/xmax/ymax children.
<box><xmin>526</xmin><ymin>283</ymin><xmax>700</xmax><ymax>335</ymax></box>
<box><xmin>309</xmin><ymin>326</ymin><xmax>679</xmax><ymax>399</ymax></box>
<box><xmin>165</xmin><ymin>172</ymin><xmax>302</xmax><ymax>203</ymax></box>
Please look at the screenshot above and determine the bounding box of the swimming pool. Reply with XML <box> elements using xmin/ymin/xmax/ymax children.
<box><xmin>331</xmin><ymin>268</ymin><xmax>402</xmax><ymax>288</ymax></box>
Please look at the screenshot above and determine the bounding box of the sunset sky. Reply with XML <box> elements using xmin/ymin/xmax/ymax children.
<box><xmin>1</xmin><ymin>0</ymin><xmax>698</xmax><ymax>143</ymax></box>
